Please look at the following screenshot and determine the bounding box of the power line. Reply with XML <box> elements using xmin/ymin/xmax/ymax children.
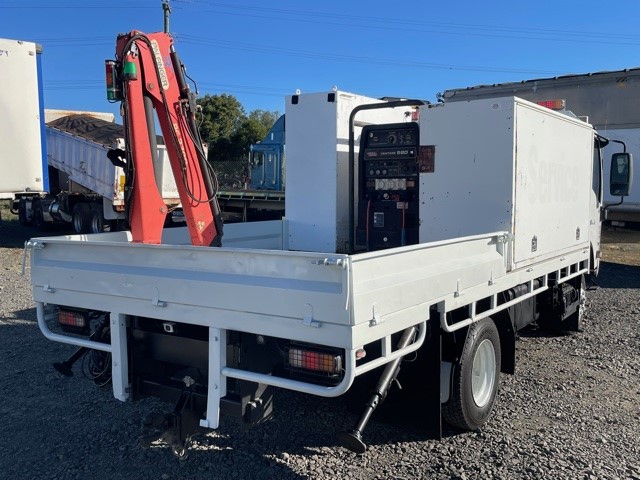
<box><xmin>27</xmin><ymin>32</ymin><xmax>559</xmax><ymax>75</ymax></box>
<box><xmin>42</xmin><ymin>79</ymin><xmax>290</xmax><ymax>99</ymax></box>
<box><xmin>176</xmin><ymin>35</ymin><xmax>559</xmax><ymax>75</ymax></box>
<box><xmin>3</xmin><ymin>2</ymin><xmax>157</xmax><ymax>8</ymax></box>
<box><xmin>172</xmin><ymin>0</ymin><xmax>640</xmax><ymax>46</ymax></box>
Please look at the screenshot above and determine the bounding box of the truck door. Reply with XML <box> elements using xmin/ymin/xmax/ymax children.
<box><xmin>589</xmin><ymin>140</ymin><xmax>604</xmax><ymax>274</ymax></box>
<box><xmin>250</xmin><ymin>146</ymin><xmax>281</xmax><ymax>190</ymax></box>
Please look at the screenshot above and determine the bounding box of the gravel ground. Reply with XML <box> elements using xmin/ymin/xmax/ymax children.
<box><xmin>1</xmin><ymin>215</ymin><xmax>639</xmax><ymax>480</ymax></box>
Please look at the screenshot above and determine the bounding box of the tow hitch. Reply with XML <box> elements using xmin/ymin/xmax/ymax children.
<box><xmin>140</xmin><ymin>388</ymin><xmax>202</xmax><ymax>460</ymax></box>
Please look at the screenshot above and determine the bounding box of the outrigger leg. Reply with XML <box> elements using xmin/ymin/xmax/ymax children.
<box><xmin>337</xmin><ymin>325</ymin><xmax>418</xmax><ymax>453</ymax></box>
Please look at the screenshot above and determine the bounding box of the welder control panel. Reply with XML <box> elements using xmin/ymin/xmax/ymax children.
<box><xmin>357</xmin><ymin>122</ymin><xmax>420</xmax><ymax>251</ymax></box>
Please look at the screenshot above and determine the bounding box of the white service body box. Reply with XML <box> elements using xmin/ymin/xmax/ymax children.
<box><xmin>285</xmin><ymin>91</ymin><xmax>411</xmax><ymax>253</ymax></box>
<box><xmin>419</xmin><ymin>97</ymin><xmax>594</xmax><ymax>269</ymax></box>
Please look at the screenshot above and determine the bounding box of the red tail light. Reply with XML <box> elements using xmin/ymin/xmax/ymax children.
<box><xmin>287</xmin><ymin>347</ymin><xmax>342</xmax><ymax>376</ymax></box>
<box><xmin>537</xmin><ymin>99</ymin><xmax>566</xmax><ymax>111</ymax></box>
<box><xmin>58</xmin><ymin>309</ymin><xmax>87</xmax><ymax>329</ymax></box>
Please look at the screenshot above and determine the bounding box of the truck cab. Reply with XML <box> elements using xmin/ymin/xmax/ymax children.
<box><xmin>249</xmin><ymin>114</ymin><xmax>285</xmax><ymax>191</ymax></box>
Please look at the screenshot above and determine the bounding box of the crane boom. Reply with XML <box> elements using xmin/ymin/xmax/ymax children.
<box><xmin>107</xmin><ymin>31</ymin><xmax>223</xmax><ymax>246</ymax></box>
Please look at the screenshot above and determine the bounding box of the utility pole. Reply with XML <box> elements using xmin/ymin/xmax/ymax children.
<box><xmin>162</xmin><ymin>0</ymin><xmax>171</xmax><ymax>34</ymax></box>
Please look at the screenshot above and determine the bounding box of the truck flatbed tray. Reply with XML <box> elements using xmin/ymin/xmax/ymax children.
<box><xmin>28</xmin><ymin>220</ymin><xmax>588</xmax><ymax>421</ymax></box>
<box><xmin>216</xmin><ymin>190</ymin><xmax>285</xmax><ymax>202</ymax></box>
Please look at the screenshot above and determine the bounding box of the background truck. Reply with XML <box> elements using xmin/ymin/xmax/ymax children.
<box><xmin>29</xmin><ymin>41</ymin><xmax>631</xmax><ymax>457</ymax></box>
<box><xmin>439</xmin><ymin>68</ymin><xmax>640</xmax><ymax>226</ymax></box>
<box><xmin>1</xmin><ymin>36</ymin><xmax>181</xmax><ymax>234</ymax></box>
<box><xmin>19</xmin><ymin>113</ymin><xmax>181</xmax><ymax>234</ymax></box>
<box><xmin>0</xmin><ymin>38</ymin><xmax>48</xmax><ymax>220</ymax></box>
<box><xmin>215</xmin><ymin>114</ymin><xmax>286</xmax><ymax>222</ymax></box>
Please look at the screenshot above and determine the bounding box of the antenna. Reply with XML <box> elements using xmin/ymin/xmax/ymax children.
<box><xmin>162</xmin><ymin>0</ymin><xmax>172</xmax><ymax>34</ymax></box>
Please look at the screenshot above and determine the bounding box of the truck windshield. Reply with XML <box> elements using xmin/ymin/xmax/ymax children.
<box><xmin>252</xmin><ymin>152</ymin><xmax>265</xmax><ymax>166</ymax></box>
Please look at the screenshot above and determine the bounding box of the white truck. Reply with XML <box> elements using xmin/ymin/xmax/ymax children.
<box><xmin>20</xmin><ymin>114</ymin><xmax>181</xmax><ymax>233</ymax></box>
<box><xmin>440</xmin><ymin>68</ymin><xmax>640</xmax><ymax>226</ymax></box>
<box><xmin>28</xmin><ymin>88</ymin><xmax>631</xmax><ymax>456</ymax></box>
<box><xmin>0</xmin><ymin>38</ymin><xmax>48</xmax><ymax>218</ymax></box>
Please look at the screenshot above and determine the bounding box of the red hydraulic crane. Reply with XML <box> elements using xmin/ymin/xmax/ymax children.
<box><xmin>105</xmin><ymin>31</ymin><xmax>223</xmax><ymax>246</ymax></box>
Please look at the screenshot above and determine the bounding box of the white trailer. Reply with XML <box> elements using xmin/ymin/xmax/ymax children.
<box><xmin>28</xmin><ymin>94</ymin><xmax>630</xmax><ymax>456</ymax></box>
<box><xmin>0</xmin><ymin>38</ymin><xmax>48</xmax><ymax>205</ymax></box>
<box><xmin>440</xmin><ymin>68</ymin><xmax>640</xmax><ymax>225</ymax></box>
<box><xmin>0</xmin><ymin>36</ymin><xmax>181</xmax><ymax>233</ymax></box>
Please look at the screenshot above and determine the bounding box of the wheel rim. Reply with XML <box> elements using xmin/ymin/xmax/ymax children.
<box><xmin>471</xmin><ymin>338</ymin><xmax>496</xmax><ymax>407</ymax></box>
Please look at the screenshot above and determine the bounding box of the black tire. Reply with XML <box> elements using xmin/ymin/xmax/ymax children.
<box><xmin>443</xmin><ymin>318</ymin><xmax>501</xmax><ymax>431</ymax></box>
<box><xmin>89</xmin><ymin>206</ymin><xmax>104</xmax><ymax>234</ymax></box>
<box><xmin>72</xmin><ymin>204</ymin><xmax>90</xmax><ymax>234</ymax></box>
<box><xmin>18</xmin><ymin>199</ymin><xmax>31</xmax><ymax>226</ymax></box>
<box><xmin>33</xmin><ymin>200</ymin><xmax>48</xmax><ymax>231</ymax></box>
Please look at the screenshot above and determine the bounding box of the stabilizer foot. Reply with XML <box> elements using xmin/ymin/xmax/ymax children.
<box><xmin>52</xmin><ymin>362</ymin><xmax>74</xmax><ymax>377</ymax></box>
<box><xmin>337</xmin><ymin>430</ymin><xmax>367</xmax><ymax>454</ymax></box>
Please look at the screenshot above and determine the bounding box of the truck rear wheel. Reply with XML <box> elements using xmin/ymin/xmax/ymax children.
<box><xmin>443</xmin><ymin>318</ymin><xmax>501</xmax><ymax>431</ymax></box>
<box><xmin>72</xmin><ymin>204</ymin><xmax>90</xmax><ymax>234</ymax></box>
<box><xmin>89</xmin><ymin>206</ymin><xmax>104</xmax><ymax>234</ymax></box>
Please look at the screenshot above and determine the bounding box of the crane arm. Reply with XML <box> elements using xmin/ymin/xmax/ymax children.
<box><xmin>107</xmin><ymin>30</ymin><xmax>223</xmax><ymax>246</ymax></box>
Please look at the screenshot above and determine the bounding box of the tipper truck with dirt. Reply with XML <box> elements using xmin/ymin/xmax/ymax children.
<box><xmin>16</xmin><ymin>113</ymin><xmax>182</xmax><ymax>234</ymax></box>
<box><xmin>27</xmin><ymin>30</ymin><xmax>632</xmax><ymax>458</ymax></box>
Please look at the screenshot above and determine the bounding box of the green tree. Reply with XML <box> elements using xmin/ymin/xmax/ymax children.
<box><xmin>197</xmin><ymin>93</ymin><xmax>245</xmax><ymax>148</ymax></box>
<box><xmin>196</xmin><ymin>93</ymin><xmax>280</xmax><ymax>188</ymax></box>
<box><xmin>198</xmin><ymin>94</ymin><xmax>279</xmax><ymax>162</ymax></box>
<box><xmin>248</xmin><ymin>109</ymin><xmax>280</xmax><ymax>132</ymax></box>
<box><xmin>230</xmin><ymin>115</ymin><xmax>274</xmax><ymax>158</ymax></box>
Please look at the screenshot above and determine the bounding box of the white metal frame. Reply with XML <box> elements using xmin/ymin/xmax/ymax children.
<box><xmin>35</xmin><ymin>301</ymin><xmax>427</xmax><ymax>429</ymax></box>
<box><xmin>30</xmin><ymin>220</ymin><xmax>588</xmax><ymax>432</ymax></box>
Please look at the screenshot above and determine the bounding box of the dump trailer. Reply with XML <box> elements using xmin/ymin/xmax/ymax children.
<box><xmin>17</xmin><ymin>114</ymin><xmax>181</xmax><ymax>233</ymax></box>
<box><xmin>28</xmin><ymin>31</ymin><xmax>633</xmax><ymax>458</ymax></box>
<box><xmin>440</xmin><ymin>68</ymin><xmax>640</xmax><ymax>225</ymax></box>
<box><xmin>0</xmin><ymin>38</ymin><xmax>48</xmax><ymax>218</ymax></box>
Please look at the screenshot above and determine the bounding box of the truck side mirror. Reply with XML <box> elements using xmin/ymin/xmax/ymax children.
<box><xmin>609</xmin><ymin>152</ymin><xmax>633</xmax><ymax>197</ymax></box>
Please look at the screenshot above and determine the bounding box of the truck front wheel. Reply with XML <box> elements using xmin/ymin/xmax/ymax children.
<box><xmin>443</xmin><ymin>318</ymin><xmax>501</xmax><ymax>431</ymax></box>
